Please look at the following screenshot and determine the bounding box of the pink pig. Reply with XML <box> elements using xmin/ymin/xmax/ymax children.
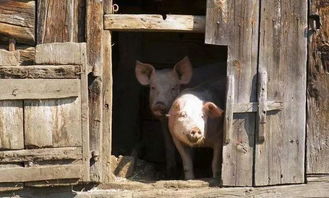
<box><xmin>167</xmin><ymin>79</ymin><xmax>225</xmax><ymax>179</ymax></box>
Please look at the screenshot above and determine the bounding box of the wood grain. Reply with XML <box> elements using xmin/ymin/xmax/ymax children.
<box><xmin>0</xmin><ymin>0</ymin><xmax>35</xmax><ymax>44</ymax></box>
<box><xmin>104</xmin><ymin>14</ymin><xmax>205</xmax><ymax>33</ymax></box>
<box><xmin>36</xmin><ymin>42</ymin><xmax>87</xmax><ymax>65</ymax></box>
<box><xmin>0</xmin><ymin>79</ymin><xmax>80</xmax><ymax>100</ymax></box>
<box><xmin>0</xmin><ymin>49</ymin><xmax>20</xmax><ymax>66</ymax></box>
<box><xmin>205</xmin><ymin>0</ymin><xmax>230</xmax><ymax>45</ymax></box>
<box><xmin>0</xmin><ymin>165</ymin><xmax>82</xmax><ymax>182</ymax></box>
<box><xmin>0</xmin><ymin>147</ymin><xmax>82</xmax><ymax>162</ymax></box>
<box><xmin>307</xmin><ymin>0</ymin><xmax>329</xmax><ymax>174</ymax></box>
<box><xmin>0</xmin><ymin>101</ymin><xmax>24</xmax><ymax>150</ymax></box>
<box><xmin>0</xmin><ymin>65</ymin><xmax>81</xmax><ymax>79</ymax></box>
<box><xmin>24</xmin><ymin>97</ymin><xmax>82</xmax><ymax>148</ymax></box>
<box><xmin>255</xmin><ymin>0</ymin><xmax>307</xmax><ymax>185</ymax></box>
<box><xmin>219</xmin><ymin>0</ymin><xmax>259</xmax><ymax>186</ymax></box>
<box><xmin>37</xmin><ymin>0</ymin><xmax>78</xmax><ymax>44</ymax></box>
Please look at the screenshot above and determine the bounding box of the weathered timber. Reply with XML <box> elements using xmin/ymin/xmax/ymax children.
<box><xmin>219</xmin><ymin>0</ymin><xmax>259</xmax><ymax>186</ymax></box>
<box><xmin>25</xmin><ymin>179</ymin><xmax>79</xmax><ymax>187</ymax></box>
<box><xmin>0</xmin><ymin>165</ymin><xmax>82</xmax><ymax>182</ymax></box>
<box><xmin>79</xmin><ymin>43</ymin><xmax>90</xmax><ymax>182</ymax></box>
<box><xmin>0</xmin><ymin>147</ymin><xmax>82</xmax><ymax>162</ymax></box>
<box><xmin>35</xmin><ymin>42</ymin><xmax>87</xmax><ymax>65</ymax></box>
<box><xmin>205</xmin><ymin>0</ymin><xmax>230</xmax><ymax>45</ymax></box>
<box><xmin>232</xmin><ymin>102</ymin><xmax>283</xmax><ymax>113</ymax></box>
<box><xmin>0</xmin><ymin>183</ymin><xmax>23</xmax><ymax>192</ymax></box>
<box><xmin>257</xmin><ymin>71</ymin><xmax>267</xmax><ymax>142</ymax></box>
<box><xmin>0</xmin><ymin>65</ymin><xmax>81</xmax><ymax>79</ymax></box>
<box><xmin>224</xmin><ymin>75</ymin><xmax>234</xmax><ymax>144</ymax></box>
<box><xmin>86</xmin><ymin>0</ymin><xmax>105</xmax><ymax>182</ymax></box>
<box><xmin>0</xmin><ymin>0</ymin><xmax>35</xmax><ymax>44</ymax></box>
<box><xmin>24</xmin><ymin>97</ymin><xmax>82</xmax><ymax>148</ymax></box>
<box><xmin>37</xmin><ymin>0</ymin><xmax>79</xmax><ymax>43</ymax></box>
<box><xmin>255</xmin><ymin>0</ymin><xmax>307</xmax><ymax>185</ymax></box>
<box><xmin>8</xmin><ymin>39</ymin><xmax>15</xmax><ymax>51</ymax></box>
<box><xmin>102</xmin><ymin>0</ymin><xmax>113</xmax><ymax>182</ymax></box>
<box><xmin>86</xmin><ymin>0</ymin><xmax>103</xmax><ymax>76</ymax></box>
<box><xmin>0</xmin><ymin>45</ymin><xmax>35</xmax><ymax>65</ymax></box>
<box><xmin>0</xmin><ymin>49</ymin><xmax>20</xmax><ymax>66</ymax></box>
<box><xmin>307</xmin><ymin>1</ymin><xmax>329</xmax><ymax>174</ymax></box>
<box><xmin>104</xmin><ymin>14</ymin><xmax>205</xmax><ymax>33</ymax></box>
<box><xmin>0</xmin><ymin>79</ymin><xmax>80</xmax><ymax>100</ymax></box>
<box><xmin>0</xmin><ymin>101</ymin><xmax>24</xmax><ymax>150</ymax></box>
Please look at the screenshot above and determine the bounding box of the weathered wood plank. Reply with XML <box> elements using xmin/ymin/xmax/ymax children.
<box><xmin>0</xmin><ymin>147</ymin><xmax>82</xmax><ymax>162</ymax></box>
<box><xmin>257</xmin><ymin>71</ymin><xmax>267</xmax><ymax>142</ymax></box>
<box><xmin>25</xmin><ymin>179</ymin><xmax>79</xmax><ymax>187</ymax></box>
<box><xmin>35</xmin><ymin>42</ymin><xmax>87</xmax><ymax>65</ymax></box>
<box><xmin>104</xmin><ymin>14</ymin><xmax>205</xmax><ymax>33</ymax></box>
<box><xmin>0</xmin><ymin>49</ymin><xmax>20</xmax><ymax>66</ymax></box>
<box><xmin>220</xmin><ymin>0</ymin><xmax>259</xmax><ymax>186</ymax></box>
<box><xmin>24</xmin><ymin>97</ymin><xmax>82</xmax><ymax>148</ymax></box>
<box><xmin>0</xmin><ymin>79</ymin><xmax>80</xmax><ymax>100</ymax></box>
<box><xmin>102</xmin><ymin>14</ymin><xmax>113</xmax><ymax>185</ymax></box>
<box><xmin>307</xmin><ymin>1</ymin><xmax>329</xmax><ymax>174</ymax></box>
<box><xmin>86</xmin><ymin>0</ymin><xmax>103</xmax><ymax>76</ymax></box>
<box><xmin>255</xmin><ymin>0</ymin><xmax>307</xmax><ymax>185</ymax></box>
<box><xmin>232</xmin><ymin>102</ymin><xmax>283</xmax><ymax>113</ymax></box>
<box><xmin>205</xmin><ymin>0</ymin><xmax>230</xmax><ymax>45</ymax></box>
<box><xmin>224</xmin><ymin>75</ymin><xmax>234</xmax><ymax>144</ymax></box>
<box><xmin>0</xmin><ymin>101</ymin><xmax>24</xmax><ymax>150</ymax></box>
<box><xmin>0</xmin><ymin>45</ymin><xmax>35</xmax><ymax>65</ymax></box>
<box><xmin>79</xmin><ymin>44</ymin><xmax>90</xmax><ymax>182</ymax></box>
<box><xmin>37</xmin><ymin>0</ymin><xmax>78</xmax><ymax>44</ymax></box>
<box><xmin>0</xmin><ymin>65</ymin><xmax>81</xmax><ymax>79</ymax></box>
<box><xmin>0</xmin><ymin>0</ymin><xmax>35</xmax><ymax>45</ymax></box>
<box><xmin>86</xmin><ymin>0</ymin><xmax>105</xmax><ymax>182</ymax></box>
<box><xmin>0</xmin><ymin>165</ymin><xmax>82</xmax><ymax>182</ymax></box>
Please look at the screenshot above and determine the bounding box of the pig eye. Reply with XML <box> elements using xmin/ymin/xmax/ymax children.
<box><xmin>151</xmin><ymin>86</ymin><xmax>155</xmax><ymax>90</ymax></box>
<box><xmin>201</xmin><ymin>114</ymin><xmax>206</xmax><ymax>119</ymax></box>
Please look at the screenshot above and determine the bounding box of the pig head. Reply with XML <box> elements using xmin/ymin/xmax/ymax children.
<box><xmin>135</xmin><ymin>57</ymin><xmax>193</xmax><ymax>117</ymax></box>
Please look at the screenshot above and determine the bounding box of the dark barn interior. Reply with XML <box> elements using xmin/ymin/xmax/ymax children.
<box><xmin>110</xmin><ymin>0</ymin><xmax>227</xmax><ymax>180</ymax></box>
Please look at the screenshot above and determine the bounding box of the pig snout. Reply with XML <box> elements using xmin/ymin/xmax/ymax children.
<box><xmin>186</xmin><ymin>127</ymin><xmax>203</xmax><ymax>143</ymax></box>
<box><xmin>151</xmin><ymin>101</ymin><xmax>168</xmax><ymax>117</ymax></box>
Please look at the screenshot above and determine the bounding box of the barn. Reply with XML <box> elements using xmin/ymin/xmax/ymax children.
<box><xmin>0</xmin><ymin>0</ymin><xmax>328</xmax><ymax>197</ymax></box>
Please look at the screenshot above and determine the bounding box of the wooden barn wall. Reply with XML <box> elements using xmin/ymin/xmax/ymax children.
<box><xmin>307</xmin><ymin>0</ymin><xmax>329</xmax><ymax>174</ymax></box>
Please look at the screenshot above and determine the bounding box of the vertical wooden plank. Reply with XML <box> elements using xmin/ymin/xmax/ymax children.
<box><xmin>0</xmin><ymin>101</ymin><xmax>24</xmax><ymax>150</ymax></box>
<box><xmin>205</xmin><ymin>0</ymin><xmax>230</xmax><ymax>45</ymax></box>
<box><xmin>257</xmin><ymin>71</ymin><xmax>267</xmax><ymax>142</ymax></box>
<box><xmin>220</xmin><ymin>0</ymin><xmax>259</xmax><ymax>186</ymax></box>
<box><xmin>102</xmin><ymin>0</ymin><xmax>114</xmax><ymax>182</ymax></box>
<box><xmin>37</xmin><ymin>0</ymin><xmax>79</xmax><ymax>43</ymax></box>
<box><xmin>86</xmin><ymin>0</ymin><xmax>104</xmax><ymax>182</ymax></box>
<box><xmin>255</xmin><ymin>0</ymin><xmax>307</xmax><ymax>185</ymax></box>
<box><xmin>307</xmin><ymin>0</ymin><xmax>329</xmax><ymax>175</ymax></box>
<box><xmin>224</xmin><ymin>75</ymin><xmax>234</xmax><ymax>144</ymax></box>
<box><xmin>24</xmin><ymin>97</ymin><xmax>82</xmax><ymax>148</ymax></box>
<box><xmin>80</xmin><ymin>44</ymin><xmax>90</xmax><ymax>182</ymax></box>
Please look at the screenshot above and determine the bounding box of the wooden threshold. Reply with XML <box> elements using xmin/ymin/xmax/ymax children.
<box><xmin>104</xmin><ymin>14</ymin><xmax>205</xmax><ymax>33</ymax></box>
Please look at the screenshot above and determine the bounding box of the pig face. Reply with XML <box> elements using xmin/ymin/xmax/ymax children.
<box><xmin>168</xmin><ymin>94</ymin><xmax>224</xmax><ymax>146</ymax></box>
<box><xmin>135</xmin><ymin>57</ymin><xmax>192</xmax><ymax>117</ymax></box>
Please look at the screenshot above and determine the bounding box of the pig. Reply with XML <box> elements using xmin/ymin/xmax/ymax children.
<box><xmin>135</xmin><ymin>57</ymin><xmax>193</xmax><ymax>178</ymax></box>
<box><xmin>167</xmin><ymin>79</ymin><xmax>226</xmax><ymax>179</ymax></box>
<box><xmin>135</xmin><ymin>56</ymin><xmax>224</xmax><ymax>178</ymax></box>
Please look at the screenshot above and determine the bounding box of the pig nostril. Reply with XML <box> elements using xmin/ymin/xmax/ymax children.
<box><xmin>197</xmin><ymin>131</ymin><xmax>201</xmax><ymax>135</ymax></box>
<box><xmin>191</xmin><ymin>130</ymin><xmax>196</xmax><ymax>135</ymax></box>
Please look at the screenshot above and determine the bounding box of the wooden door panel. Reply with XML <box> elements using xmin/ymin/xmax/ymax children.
<box><xmin>255</xmin><ymin>0</ymin><xmax>307</xmax><ymax>185</ymax></box>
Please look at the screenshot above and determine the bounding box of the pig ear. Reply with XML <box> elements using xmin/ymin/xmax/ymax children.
<box><xmin>135</xmin><ymin>61</ymin><xmax>155</xmax><ymax>85</ymax></box>
<box><xmin>173</xmin><ymin>56</ymin><xmax>193</xmax><ymax>85</ymax></box>
<box><xmin>203</xmin><ymin>102</ymin><xmax>224</xmax><ymax>119</ymax></box>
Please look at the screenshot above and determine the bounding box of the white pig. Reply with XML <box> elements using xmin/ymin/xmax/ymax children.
<box><xmin>167</xmin><ymin>79</ymin><xmax>225</xmax><ymax>179</ymax></box>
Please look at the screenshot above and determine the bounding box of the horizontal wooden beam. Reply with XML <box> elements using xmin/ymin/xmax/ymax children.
<box><xmin>0</xmin><ymin>65</ymin><xmax>81</xmax><ymax>79</ymax></box>
<box><xmin>104</xmin><ymin>14</ymin><xmax>205</xmax><ymax>33</ymax></box>
<box><xmin>0</xmin><ymin>147</ymin><xmax>82</xmax><ymax>163</ymax></box>
<box><xmin>35</xmin><ymin>42</ymin><xmax>87</xmax><ymax>65</ymax></box>
<box><xmin>233</xmin><ymin>101</ymin><xmax>283</xmax><ymax>113</ymax></box>
<box><xmin>0</xmin><ymin>50</ymin><xmax>20</xmax><ymax>66</ymax></box>
<box><xmin>0</xmin><ymin>79</ymin><xmax>80</xmax><ymax>100</ymax></box>
<box><xmin>0</xmin><ymin>0</ymin><xmax>35</xmax><ymax>45</ymax></box>
<box><xmin>0</xmin><ymin>165</ymin><xmax>81</xmax><ymax>182</ymax></box>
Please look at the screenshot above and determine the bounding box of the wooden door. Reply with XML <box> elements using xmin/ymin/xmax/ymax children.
<box><xmin>255</xmin><ymin>0</ymin><xmax>307</xmax><ymax>186</ymax></box>
<box><xmin>205</xmin><ymin>0</ymin><xmax>307</xmax><ymax>186</ymax></box>
<box><xmin>0</xmin><ymin>43</ymin><xmax>89</xmax><ymax>190</ymax></box>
